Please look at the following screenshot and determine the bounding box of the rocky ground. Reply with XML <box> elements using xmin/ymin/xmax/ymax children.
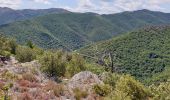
<box><xmin>0</xmin><ymin>57</ymin><xmax>103</xmax><ymax>100</ymax></box>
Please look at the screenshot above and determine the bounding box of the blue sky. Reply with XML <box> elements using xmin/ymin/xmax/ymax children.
<box><xmin>0</xmin><ymin>0</ymin><xmax>170</xmax><ymax>14</ymax></box>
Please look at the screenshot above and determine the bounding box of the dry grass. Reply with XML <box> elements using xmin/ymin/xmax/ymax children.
<box><xmin>22</xmin><ymin>73</ymin><xmax>38</xmax><ymax>82</ymax></box>
<box><xmin>44</xmin><ymin>81</ymin><xmax>65</xmax><ymax>97</ymax></box>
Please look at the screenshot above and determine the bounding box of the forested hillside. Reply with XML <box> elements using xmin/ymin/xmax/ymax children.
<box><xmin>79</xmin><ymin>25</ymin><xmax>170</xmax><ymax>82</ymax></box>
<box><xmin>1</xmin><ymin>32</ymin><xmax>170</xmax><ymax>100</ymax></box>
<box><xmin>0</xmin><ymin>10</ymin><xmax>170</xmax><ymax>50</ymax></box>
<box><xmin>0</xmin><ymin>7</ymin><xmax>69</xmax><ymax>25</ymax></box>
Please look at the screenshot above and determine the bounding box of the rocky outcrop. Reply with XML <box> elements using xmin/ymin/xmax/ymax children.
<box><xmin>68</xmin><ymin>71</ymin><xmax>103</xmax><ymax>90</ymax></box>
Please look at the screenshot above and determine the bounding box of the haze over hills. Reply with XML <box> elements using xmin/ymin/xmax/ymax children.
<box><xmin>0</xmin><ymin>7</ymin><xmax>69</xmax><ymax>25</ymax></box>
<box><xmin>0</xmin><ymin>8</ymin><xmax>170</xmax><ymax>50</ymax></box>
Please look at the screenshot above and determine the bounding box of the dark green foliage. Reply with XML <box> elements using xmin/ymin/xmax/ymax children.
<box><xmin>145</xmin><ymin>67</ymin><xmax>170</xmax><ymax>85</ymax></box>
<box><xmin>1</xmin><ymin>10</ymin><xmax>170</xmax><ymax>50</ymax></box>
<box><xmin>0</xmin><ymin>34</ymin><xmax>17</xmax><ymax>57</ymax></box>
<box><xmin>39</xmin><ymin>51</ymin><xmax>66</xmax><ymax>78</ymax></box>
<box><xmin>39</xmin><ymin>51</ymin><xmax>88</xmax><ymax>78</ymax></box>
<box><xmin>79</xmin><ymin>26</ymin><xmax>170</xmax><ymax>81</ymax></box>
<box><xmin>15</xmin><ymin>46</ymin><xmax>36</xmax><ymax>63</ymax></box>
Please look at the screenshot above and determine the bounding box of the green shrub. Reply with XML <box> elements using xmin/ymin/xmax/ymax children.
<box><xmin>66</xmin><ymin>53</ymin><xmax>86</xmax><ymax>77</ymax></box>
<box><xmin>85</xmin><ymin>63</ymin><xmax>105</xmax><ymax>75</ymax></box>
<box><xmin>93</xmin><ymin>84</ymin><xmax>111</xmax><ymax>96</ymax></box>
<box><xmin>102</xmin><ymin>72</ymin><xmax>120</xmax><ymax>88</ymax></box>
<box><xmin>0</xmin><ymin>51</ymin><xmax>11</xmax><ymax>59</ymax></box>
<box><xmin>115</xmin><ymin>75</ymin><xmax>151</xmax><ymax>100</ymax></box>
<box><xmin>150</xmin><ymin>82</ymin><xmax>170</xmax><ymax>100</ymax></box>
<box><xmin>16</xmin><ymin>46</ymin><xmax>36</xmax><ymax>62</ymax></box>
<box><xmin>104</xmin><ymin>91</ymin><xmax>131</xmax><ymax>100</ymax></box>
<box><xmin>0</xmin><ymin>35</ymin><xmax>17</xmax><ymax>56</ymax></box>
<box><xmin>39</xmin><ymin>51</ymin><xmax>66</xmax><ymax>78</ymax></box>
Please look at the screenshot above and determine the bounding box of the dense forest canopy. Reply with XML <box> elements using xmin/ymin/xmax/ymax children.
<box><xmin>0</xmin><ymin>9</ymin><xmax>170</xmax><ymax>50</ymax></box>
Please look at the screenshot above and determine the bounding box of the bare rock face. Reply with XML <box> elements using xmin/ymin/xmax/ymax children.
<box><xmin>68</xmin><ymin>71</ymin><xmax>103</xmax><ymax>90</ymax></box>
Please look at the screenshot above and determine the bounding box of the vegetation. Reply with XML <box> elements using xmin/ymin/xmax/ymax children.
<box><xmin>79</xmin><ymin>25</ymin><xmax>170</xmax><ymax>82</ymax></box>
<box><xmin>1</xmin><ymin>10</ymin><xmax>170</xmax><ymax>50</ymax></box>
<box><xmin>150</xmin><ymin>82</ymin><xmax>170</xmax><ymax>100</ymax></box>
<box><xmin>1</xmin><ymin>11</ymin><xmax>170</xmax><ymax>98</ymax></box>
<box><xmin>16</xmin><ymin>46</ymin><xmax>36</xmax><ymax>63</ymax></box>
<box><xmin>39</xmin><ymin>51</ymin><xmax>67</xmax><ymax>78</ymax></box>
<box><xmin>39</xmin><ymin>50</ymin><xmax>101</xmax><ymax>79</ymax></box>
<box><xmin>114</xmin><ymin>75</ymin><xmax>151</xmax><ymax>100</ymax></box>
<box><xmin>65</xmin><ymin>53</ymin><xmax>86</xmax><ymax>77</ymax></box>
<box><xmin>0</xmin><ymin>7</ymin><xmax>69</xmax><ymax>25</ymax></box>
<box><xmin>73</xmin><ymin>88</ymin><xmax>88</xmax><ymax>100</ymax></box>
<box><xmin>93</xmin><ymin>84</ymin><xmax>111</xmax><ymax>96</ymax></box>
<box><xmin>1</xmin><ymin>32</ymin><xmax>170</xmax><ymax>99</ymax></box>
<box><xmin>0</xmin><ymin>34</ymin><xmax>17</xmax><ymax>57</ymax></box>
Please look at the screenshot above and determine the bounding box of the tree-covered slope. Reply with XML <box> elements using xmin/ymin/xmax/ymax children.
<box><xmin>0</xmin><ymin>13</ymin><xmax>116</xmax><ymax>50</ymax></box>
<box><xmin>79</xmin><ymin>25</ymin><xmax>170</xmax><ymax>81</ymax></box>
<box><xmin>0</xmin><ymin>7</ymin><xmax>69</xmax><ymax>25</ymax></box>
<box><xmin>0</xmin><ymin>10</ymin><xmax>170</xmax><ymax>50</ymax></box>
<box><xmin>102</xmin><ymin>9</ymin><xmax>170</xmax><ymax>33</ymax></box>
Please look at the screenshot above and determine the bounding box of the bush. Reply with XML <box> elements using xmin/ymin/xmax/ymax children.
<box><xmin>85</xmin><ymin>63</ymin><xmax>105</xmax><ymax>75</ymax></box>
<box><xmin>16</xmin><ymin>46</ymin><xmax>36</xmax><ymax>63</ymax></box>
<box><xmin>105</xmin><ymin>91</ymin><xmax>131</xmax><ymax>100</ymax></box>
<box><xmin>150</xmin><ymin>82</ymin><xmax>170</xmax><ymax>100</ymax></box>
<box><xmin>101</xmin><ymin>72</ymin><xmax>120</xmax><ymax>88</ymax></box>
<box><xmin>114</xmin><ymin>75</ymin><xmax>151</xmax><ymax>100</ymax></box>
<box><xmin>39</xmin><ymin>51</ymin><xmax>66</xmax><ymax>78</ymax></box>
<box><xmin>66</xmin><ymin>53</ymin><xmax>86</xmax><ymax>77</ymax></box>
<box><xmin>0</xmin><ymin>35</ymin><xmax>17</xmax><ymax>56</ymax></box>
<box><xmin>73</xmin><ymin>88</ymin><xmax>88</xmax><ymax>100</ymax></box>
<box><xmin>93</xmin><ymin>84</ymin><xmax>111</xmax><ymax>96</ymax></box>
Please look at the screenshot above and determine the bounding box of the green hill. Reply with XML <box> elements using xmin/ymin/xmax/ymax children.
<box><xmin>79</xmin><ymin>25</ymin><xmax>170</xmax><ymax>81</ymax></box>
<box><xmin>0</xmin><ymin>10</ymin><xmax>170</xmax><ymax>50</ymax></box>
<box><xmin>0</xmin><ymin>7</ymin><xmax>69</xmax><ymax>25</ymax></box>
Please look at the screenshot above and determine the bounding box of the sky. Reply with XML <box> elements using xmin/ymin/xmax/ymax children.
<box><xmin>0</xmin><ymin>0</ymin><xmax>170</xmax><ymax>14</ymax></box>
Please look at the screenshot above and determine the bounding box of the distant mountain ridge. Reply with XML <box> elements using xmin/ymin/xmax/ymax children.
<box><xmin>0</xmin><ymin>7</ymin><xmax>69</xmax><ymax>25</ymax></box>
<box><xmin>0</xmin><ymin>9</ymin><xmax>170</xmax><ymax>50</ymax></box>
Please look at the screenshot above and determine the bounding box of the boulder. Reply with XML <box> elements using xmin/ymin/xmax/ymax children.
<box><xmin>68</xmin><ymin>71</ymin><xmax>103</xmax><ymax>91</ymax></box>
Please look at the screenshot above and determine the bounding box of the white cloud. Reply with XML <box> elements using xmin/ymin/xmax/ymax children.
<box><xmin>0</xmin><ymin>0</ymin><xmax>169</xmax><ymax>14</ymax></box>
<box><xmin>33</xmin><ymin>0</ymin><xmax>52</xmax><ymax>4</ymax></box>
<box><xmin>0</xmin><ymin>0</ymin><xmax>21</xmax><ymax>8</ymax></box>
<box><xmin>66</xmin><ymin>0</ymin><xmax>170</xmax><ymax>14</ymax></box>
